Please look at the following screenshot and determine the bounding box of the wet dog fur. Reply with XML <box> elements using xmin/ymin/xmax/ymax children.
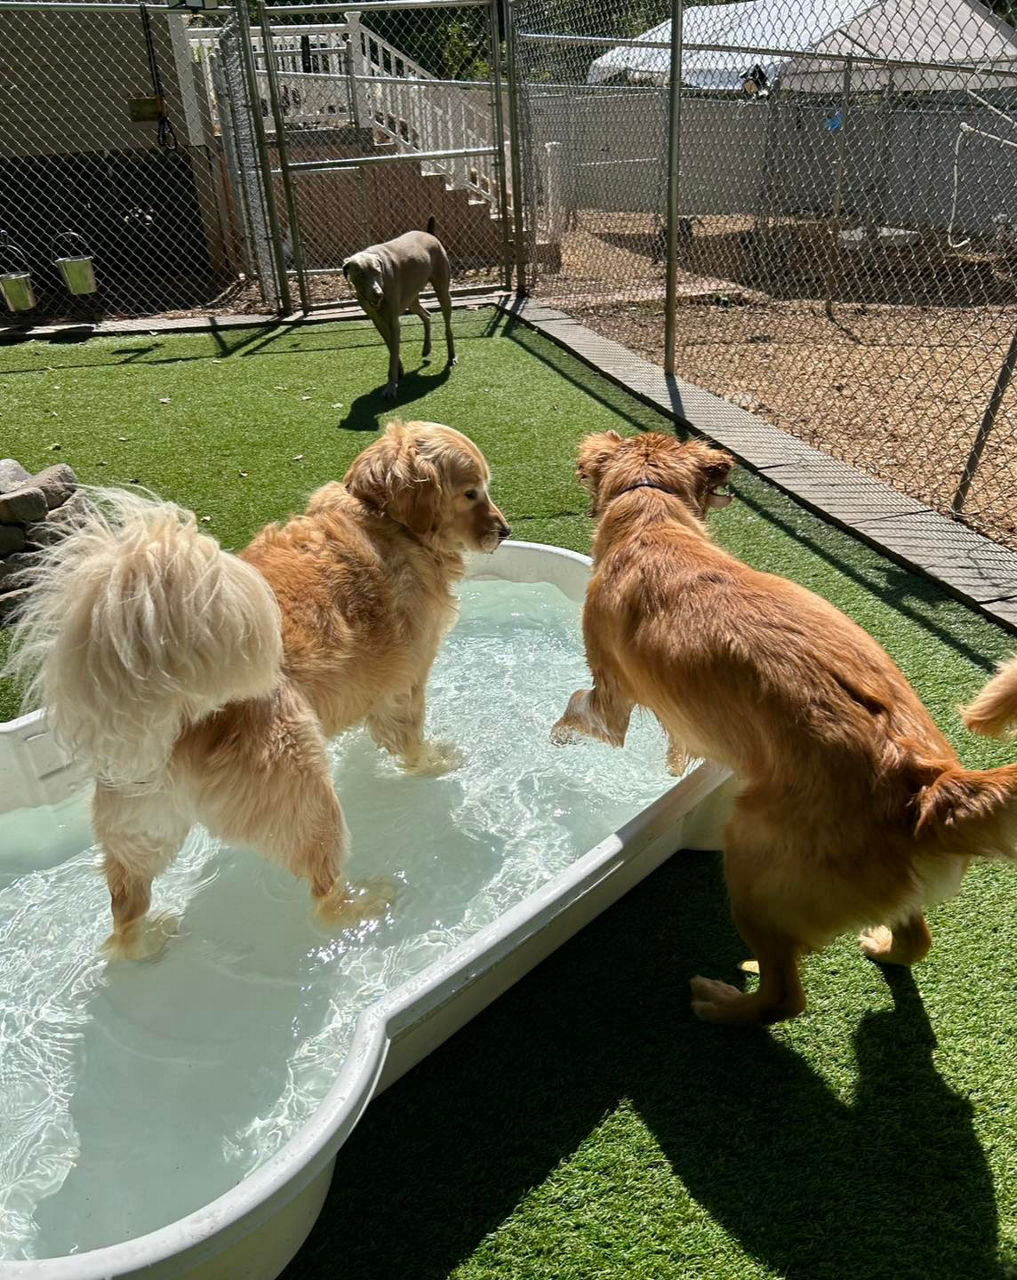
<box><xmin>7</xmin><ymin>421</ymin><xmax>510</xmax><ymax>958</ymax></box>
<box><xmin>553</xmin><ymin>430</ymin><xmax>1017</xmax><ymax>1025</ymax></box>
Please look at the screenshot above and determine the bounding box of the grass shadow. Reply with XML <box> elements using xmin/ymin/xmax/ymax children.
<box><xmin>282</xmin><ymin>853</ymin><xmax>1000</xmax><ymax>1280</ymax></box>
<box><xmin>338</xmin><ymin>366</ymin><xmax>454</xmax><ymax>431</ymax></box>
<box><xmin>502</xmin><ymin>315</ymin><xmax>687</xmax><ymax>434</ymax></box>
<box><xmin>730</xmin><ymin>482</ymin><xmax>1005</xmax><ymax>675</ymax></box>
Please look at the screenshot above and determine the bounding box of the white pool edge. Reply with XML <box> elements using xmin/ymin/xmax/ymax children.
<box><xmin>0</xmin><ymin>541</ymin><xmax>734</xmax><ymax>1280</ymax></box>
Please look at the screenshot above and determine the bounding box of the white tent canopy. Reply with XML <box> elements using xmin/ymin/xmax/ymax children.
<box><xmin>586</xmin><ymin>0</ymin><xmax>1017</xmax><ymax>93</ymax></box>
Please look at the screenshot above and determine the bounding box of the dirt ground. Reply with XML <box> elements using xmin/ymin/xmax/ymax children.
<box><xmin>538</xmin><ymin>211</ymin><xmax>1017</xmax><ymax>549</ymax></box>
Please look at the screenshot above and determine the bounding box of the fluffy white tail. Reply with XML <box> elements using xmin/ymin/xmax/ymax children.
<box><xmin>962</xmin><ymin>656</ymin><xmax>1017</xmax><ymax>738</ymax></box>
<box><xmin>4</xmin><ymin>488</ymin><xmax>282</xmax><ymax>791</ymax></box>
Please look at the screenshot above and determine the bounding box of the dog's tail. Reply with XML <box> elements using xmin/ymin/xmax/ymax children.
<box><xmin>3</xmin><ymin>488</ymin><xmax>282</xmax><ymax>793</ymax></box>
<box><xmin>426</xmin><ymin>216</ymin><xmax>436</xmax><ymax>236</ymax></box>
<box><xmin>911</xmin><ymin>658</ymin><xmax>1017</xmax><ymax>857</ymax></box>
<box><xmin>961</xmin><ymin>656</ymin><xmax>1017</xmax><ymax>737</ymax></box>
<box><xmin>913</xmin><ymin>753</ymin><xmax>1017</xmax><ymax>860</ymax></box>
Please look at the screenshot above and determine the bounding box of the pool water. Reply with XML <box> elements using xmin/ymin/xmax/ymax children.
<box><xmin>0</xmin><ymin>578</ymin><xmax>675</xmax><ymax>1260</ymax></box>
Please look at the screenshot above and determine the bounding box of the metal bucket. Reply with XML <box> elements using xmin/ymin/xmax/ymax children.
<box><xmin>53</xmin><ymin>231</ymin><xmax>97</xmax><ymax>296</ymax></box>
<box><xmin>0</xmin><ymin>272</ymin><xmax>36</xmax><ymax>312</ymax></box>
<box><xmin>0</xmin><ymin>234</ymin><xmax>35</xmax><ymax>312</ymax></box>
<box><xmin>55</xmin><ymin>255</ymin><xmax>97</xmax><ymax>296</ymax></box>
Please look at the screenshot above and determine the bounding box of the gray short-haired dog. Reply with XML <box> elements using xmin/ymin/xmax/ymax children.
<box><xmin>342</xmin><ymin>218</ymin><xmax>457</xmax><ymax>399</ymax></box>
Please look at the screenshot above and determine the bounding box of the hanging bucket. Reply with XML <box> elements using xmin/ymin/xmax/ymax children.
<box><xmin>53</xmin><ymin>231</ymin><xmax>97</xmax><ymax>296</ymax></box>
<box><xmin>0</xmin><ymin>237</ymin><xmax>36</xmax><ymax>313</ymax></box>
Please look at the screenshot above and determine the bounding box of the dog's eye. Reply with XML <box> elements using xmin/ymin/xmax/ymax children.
<box><xmin>465</xmin><ymin>489</ymin><xmax>478</xmax><ymax>501</ymax></box>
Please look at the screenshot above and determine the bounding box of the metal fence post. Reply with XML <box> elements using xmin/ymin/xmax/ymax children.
<box><xmin>488</xmin><ymin>0</ymin><xmax>513</xmax><ymax>290</ymax></box>
<box><xmin>346</xmin><ymin>9</ymin><xmax>363</xmax><ymax>128</ymax></box>
<box><xmin>952</xmin><ymin>324</ymin><xmax>1017</xmax><ymax>517</ymax></box>
<box><xmin>235</xmin><ymin>0</ymin><xmax>292</xmax><ymax>314</ymax></box>
<box><xmin>259</xmin><ymin>1</ymin><xmax>310</xmax><ymax>312</ymax></box>
<box><xmin>663</xmin><ymin>0</ymin><xmax>683</xmax><ymax>377</ymax></box>
<box><xmin>824</xmin><ymin>54</ymin><xmax>852</xmax><ymax>321</ymax></box>
<box><xmin>503</xmin><ymin>0</ymin><xmax>528</xmax><ymax>294</ymax></box>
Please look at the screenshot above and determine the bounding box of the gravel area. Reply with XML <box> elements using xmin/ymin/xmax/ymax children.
<box><xmin>537</xmin><ymin>211</ymin><xmax>1017</xmax><ymax>549</ymax></box>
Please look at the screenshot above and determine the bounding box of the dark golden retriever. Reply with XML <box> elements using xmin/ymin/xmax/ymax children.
<box><xmin>553</xmin><ymin>430</ymin><xmax>1017</xmax><ymax>1025</ymax></box>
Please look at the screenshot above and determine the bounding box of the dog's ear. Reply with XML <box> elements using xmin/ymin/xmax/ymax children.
<box><xmin>576</xmin><ymin>430</ymin><xmax>624</xmax><ymax>491</ymax></box>
<box><xmin>341</xmin><ymin>259</ymin><xmax>352</xmax><ymax>279</ymax></box>
<box><xmin>344</xmin><ymin>422</ymin><xmax>443</xmax><ymax>536</ymax></box>
<box><xmin>682</xmin><ymin>441</ymin><xmax>735</xmax><ymax>508</ymax></box>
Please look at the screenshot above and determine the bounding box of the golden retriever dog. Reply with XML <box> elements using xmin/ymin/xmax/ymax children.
<box><xmin>962</xmin><ymin>657</ymin><xmax>1017</xmax><ymax>737</ymax></box>
<box><xmin>7</xmin><ymin>421</ymin><xmax>510</xmax><ymax>959</ymax></box>
<box><xmin>552</xmin><ymin>430</ymin><xmax>1017</xmax><ymax>1025</ymax></box>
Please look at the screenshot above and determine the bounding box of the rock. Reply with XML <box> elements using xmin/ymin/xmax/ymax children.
<box><xmin>0</xmin><ymin>587</ymin><xmax>30</xmax><ymax>623</ymax></box>
<box><xmin>0</xmin><ymin>551</ymin><xmax>37</xmax><ymax>585</ymax></box>
<box><xmin>24</xmin><ymin>519</ymin><xmax>68</xmax><ymax>549</ymax></box>
<box><xmin>47</xmin><ymin>488</ymin><xmax>93</xmax><ymax>529</ymax></box>
<box><xmin>0</xmin><ymin>486</ymin><xmax>47</xmax><ymax>524</ymax></box>
<box><xmin>0</xmin><ymin>459</ymin><xmax>31</xmax><ymax>494</ymax></box>
<box><xmin>29</xmin><ymin>463</ymin><xmax>78</xmax><ymax>510</ymax></box>
<box><xmin>0</xmin><ymin>524</ymin><xmax>27</xmax><ymax>555</ymax></box>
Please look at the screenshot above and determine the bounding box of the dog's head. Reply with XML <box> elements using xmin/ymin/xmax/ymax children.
<box><xmin>342</xmin><ymin>251</ymin><xmax>385</xmax><ymax>309</ymax></box>
<box><xmin>576</xmin><ymin>431</ymin><xmax>734</xmax><ymax>521</ymax></box>
<box><xmin>345</xmin><ymin>420</ymin><xmax>511</xmax><ymax>553</ymax></box>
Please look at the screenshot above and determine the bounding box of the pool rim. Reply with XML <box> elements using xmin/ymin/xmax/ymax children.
<box><xmin>0</xmin><ymin>540</ymin><xmax>731</xmax><ymax>1279</ymax></box>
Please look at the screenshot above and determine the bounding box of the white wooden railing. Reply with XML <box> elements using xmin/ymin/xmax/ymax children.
<box><xmin>187</xmin><ymin>18</ymin><xmax>508</xmax><ymax>212</ymax></box>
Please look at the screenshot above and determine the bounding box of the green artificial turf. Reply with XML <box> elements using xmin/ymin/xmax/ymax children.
<box><xmin>3</xmin><ymin>311</ymin><xmax>1017</xmax><ymax>1277</ymax></box>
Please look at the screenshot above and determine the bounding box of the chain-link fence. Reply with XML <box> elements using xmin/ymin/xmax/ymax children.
<box><xmin>0</xmin><ymin>0</ymin><xmax>508</xmax><ymax>325</ymax></box>
<box><xmin>0</xmin><ymin>1</ymin><xmax>240</xmax><ymax>323</ymax></box>
<box><xmin>259</xmin><ymin>0</ymin><xmax>509</xmax><ymax>312</ymax></box>
<box><xmin>7</xmin><ymin>0</ymin><xmax>1017</xmax><ymax>551</ymax></box>
<box><xmin>513</xmin><ymin>0</ymin><xmax>1017</xmax><ymax>549</ymax></box>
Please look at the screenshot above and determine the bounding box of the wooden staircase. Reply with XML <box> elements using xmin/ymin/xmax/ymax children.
<box><xmin>271</xmin><ymin>125</ymin><xmax>503</xmax><ymax>271</ymax></box>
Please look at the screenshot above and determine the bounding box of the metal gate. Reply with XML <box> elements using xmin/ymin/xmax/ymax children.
<box><xmin>245</xmin><ymin>0</ymin><xmax>514</xmax><ymax>313</ymax></box>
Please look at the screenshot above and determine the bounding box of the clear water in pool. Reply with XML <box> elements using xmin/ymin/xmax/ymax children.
<box><xmin>0</xmin><ymin>578</ymin><xmax>676</xmax><ymax>1260</ymax></box>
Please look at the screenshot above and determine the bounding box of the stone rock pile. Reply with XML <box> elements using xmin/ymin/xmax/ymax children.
<box><xmin>0</xmin><ymin>459</ymin><xmax>85</xmax><ymax>625</ymax></box>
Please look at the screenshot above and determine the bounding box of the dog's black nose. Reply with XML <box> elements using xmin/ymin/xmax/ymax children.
<box><xmin>498</xmin><ymin>525</ymin><xmax>512</xmax><ymax>540</ymax></box>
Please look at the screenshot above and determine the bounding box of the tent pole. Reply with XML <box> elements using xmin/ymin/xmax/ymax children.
<box><xmin>664</xmin><ymin>0</ymin><xmax>683</xmax><ymax>377</ymax></box>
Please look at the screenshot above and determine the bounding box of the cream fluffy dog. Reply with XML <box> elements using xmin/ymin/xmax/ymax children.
<box><xmin>7</xmin><ymin>421</ymin><xmax>509</xmax><ymax>958</ymax></box>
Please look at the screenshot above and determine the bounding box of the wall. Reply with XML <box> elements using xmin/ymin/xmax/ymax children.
<box><xmin>0</xmin><ymin>7</ymin><xmax>198</xmax><ymax>160</ymax></box>
<box><xmin>528</xmin><ymin>88</ymin><xmax>1017</xmax><ymax>236</ymax></box>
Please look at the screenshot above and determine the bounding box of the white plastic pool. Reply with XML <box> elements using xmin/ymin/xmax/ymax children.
<box><xmin>0</xmin><ymin>541</ymin><xmax>732</xmax><ymax>1280</ymax></box>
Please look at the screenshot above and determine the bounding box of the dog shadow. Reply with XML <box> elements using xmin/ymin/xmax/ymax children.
<box><xmin>339</xmin><ymin>365</ymin><xmax>454</xmax><ymax>432</ymax></box>
<box><xmin>282</xmin><ymin>852</ymin><xmax>1003</xmax><ymax>1280</ymax></box>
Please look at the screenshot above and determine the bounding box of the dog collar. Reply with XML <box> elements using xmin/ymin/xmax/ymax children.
<box><xmin>612</xmin><ymin>481</ymin><xmax>685</xmax><ymax>500</ymax></box>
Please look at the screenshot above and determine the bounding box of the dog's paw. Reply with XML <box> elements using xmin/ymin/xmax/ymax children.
<box><xmin>381</xmin><ymin>384</ymin><xmax>398</xmax><ymax>400</ymax></box>
<box><xmin>102</xmin><ymin>912</ymin><xmax>180</xmax><ymax>962</ymax></box>
<box><xmin>447</xmin><ymin>355</ymin><xmax>458</xmax><ymax>369</ymax></box>
<box><xmin>550</xmin><ymin>690</ymin><xmax>592</xmax><ymax>746</ymax></box>
<box><xmin>666</xmin><ymin>741</ymin><xmax>690</xmax><ymax>776</ymax></box>
<box><xmin>400</xmin><ymin>739</ymin><xmax>463</xmax><ymax>775</ymax></box>
<box><xmin>550</xmin><ymin>717</ymin><xmax>579</xmax><ymax>746</ymax></box>
<box><xmin>858</xmin><ymin>925</ymin><xmax>895</xmax><ymax>962</ymax></box>
<box><xmin>315</xmin><ymin>877</ymin><xmax>396</xmax><ymax>930</ymax></box>
<box><xmin>858</xmin><ymin>924</ymin><xmax>929</xmax><ymax>967</ymax></box>
<box><xmin>689</xmin><ymin>975</ymin><xmax>746</xmax><ymax>1022</ymax></box>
